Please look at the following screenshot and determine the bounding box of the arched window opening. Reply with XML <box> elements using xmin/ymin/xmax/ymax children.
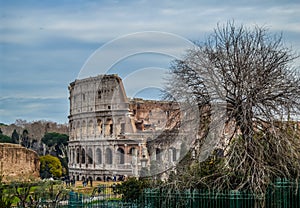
<box><xmin>129</xmin><ymin>147</ymin><xmax>138</xmax><ymax>165</ymax></box>
<box><xmin>180</xmin><ymin>142</ymin><xmax>187</xmax><ymax>159</ymax></box>
<box><xmin>82</xmin><ymin>120</ymin><xmax>87</xmax><ymax>136</ymax></box>
<box><xmin>96</xmin><ymin>148</ymin><xmax>102</xmax><ymax>164</ymax></box>
<box><xmin>172</xmin><ymin>148</ymin><xmax>176</xmax><ymax>161</ymax></box>
<box><xmin>97</xmin><ymin>119</ymin><xmax>102</xmax><ymax>135</ymax></box>
<box><xmin>169</xmin><ymin>148</ymin><xmax>177</xmax><ymax>162</ymax></box>
<box><xmin>156</xmin><ymin>148</ymin><xmax>162</xmax><ymax>161</ymax></box>
<box><xmin>121</xmin><ymin>123</ymin><xmax>125</xmax><ymax>134</ymax></box>
<box><xmin>76</xmin><ymin>122</ymin><xmax>80</xmax><ymax>138</ymax></box>
<box><xmin>105</xmin><ymin>119</ymin><xmax>113</xmax><ymax>136</ymax></box>
<box><xmin>105</xmin><ymin>148</ymin><xmax>113</xmax><ymax>164</ymax></box>
<box><xmin>88</xmin><ymin>120</ymin><xmax>94</xmax><ymax>137</ymax></box>
<box><xmin>87</xmin><ymin>148</ymin><xmax>93</xmax><ymax>164</ymax></box>
<box><xmin>76</xmin><ymin>148</ymin><xmax>80</xmax><ymax>164</ymax></box>
<box><xmin>129</xmin><ymin>147</ymin><xmax>137</xmax><ymax>156</ymax></box>
<box><xmin>81</xmin><ymin>149</ymin><xmax>86</xmax><ymax>164</ymax></box>
<box><xmin>72</xmin><ymin>150</ymin><xmax>75</xmax><ymax>163</ymax></box>
<box><xmin>117</xmin><ymin>148</ymin><xmax>125</xmax><ymax>164</ymax></box>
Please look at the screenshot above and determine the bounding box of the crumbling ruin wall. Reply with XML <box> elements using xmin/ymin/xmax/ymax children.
<box><xmin>129</xmin><ymin>98</ymin><xmax>179</xmax><ymax>131</ymax></box>
<box><xmin>0</xmin><ymin>143</ymin><xmax>40</xmax><ymax>182</ymax></box>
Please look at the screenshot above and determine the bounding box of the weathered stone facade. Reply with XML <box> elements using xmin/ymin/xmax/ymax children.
<box><xmin>68</xmin><ymin>74</ymin><xmax>182</xmax><ymax>181</ymax></box>
<box><xmin>0</xmin><ymin>143</ymin><xmax>40</xmax><ymax>182</ymax></box>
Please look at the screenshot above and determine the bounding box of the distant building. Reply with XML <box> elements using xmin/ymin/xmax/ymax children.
<box><xmin>68</xmin><ymin>74</ymin><xmax>181</xmax><ymax>181</ymax></box>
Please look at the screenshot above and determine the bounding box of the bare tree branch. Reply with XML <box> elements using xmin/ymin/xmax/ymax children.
<box><xmin>164</xmin><ymin>22</ymin><xmax>300</xmax><ymax>203</ymax></box>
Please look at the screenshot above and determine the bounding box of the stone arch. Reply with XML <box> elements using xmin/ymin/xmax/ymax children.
<box><xmin>81</xmin><ymin>148</ymin><xmax>86</xmax><ymax>164</ymax></box>
<box><xmin>82</xmin><ymin>120</ymin><xmax>87</xmax><ymax>137</ymax></box>
<box><xmin>117</xmin><ymin>147</ymin><xmax>125</xmax><ymax>164</ymax></box>
<box><xmin>97</xmin><ymin>119</ymin><xmax>103</xmax><ymax>135</ymax></box>
<box><xmin>156</xmin><ymin>148</ymin><xmax>162</xmax><ymax>161</ymax></box>
<box><xmin>129</xmin><ymin>147</ymin><xmax>137</xmax><ymax>156</ymax></box>
<box><xmin>105</xmin><ymin>148</ymin><xmax>113</xmax><ymax>164</ymax></box>
<box><xmin>76</xmin><ymin>121</ymin><xmax>80</xmax><ymax>138</ymax></box>
<box><xmin>88</xmin><ymin>120</ymin><xmax>94</xmax><ymax>137</ymax></box>
<box><xmin>105</xmin><ymin>118</ymin><xmax>113</xmax><ymax>136</ymax></box>
<box><xmin>72</xmin><ymin>149</ymin><xmax>75</xmax><ymax>164</ymax></box>
<box><xmin>169</xmin><ymin>147</ymin><xmax>177</xmax><ymax>162</ymax></box>
<box><xmin>116</xmin><ymin>117</ymin><xmax>123</xmax><ymax>135</ymax></box>
<box><xmin>180</xmin><ymin>142</ymin><xmax>187</xmax><ymax>159</ymax></box>
<box><xmin>129</xmin><ymin>147</ymin><xmax>138</xmax><ymax>165</ymax></box>
<box><xmin>87</xmin><ymin>148</ymin><xmax>93</xmax><ymax>164</ymax></box>
<box><xmin>96</xmin><ymin>148</ymin><xmax>102</xmax><ymax>164</ymax></box>
<box><xmin>76</xmin><ymin>148</ymin><xmax>80</xmax><ymax>164</ymax></box>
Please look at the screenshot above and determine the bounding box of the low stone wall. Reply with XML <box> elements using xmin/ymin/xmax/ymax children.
<box><xmin>0</xmin><ymin>143</ymin><xmax>40</xmax><ymax>182</ymax></box>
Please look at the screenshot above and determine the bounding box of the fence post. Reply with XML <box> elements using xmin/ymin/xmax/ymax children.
<box><xmin>192</xmin><ymin>189</ymin><xmax>199</xmax><ymax>208</ymax></box>
<box><xmin>68</xmin><ymin>191</ymin><xmax>76</xmax><ymax>207</ymax></box>
<box><xmin>274</xmin><ymin>178</ymin><xmax>284</xmax><ymax>208</ymax></box>
<box><xmin>79</xmin><ymin>193</ymin><xmax>84</xmax><ymax>207</ymax></box>
<box><xmin>230</xmin><ymin>190</ymin><xmax>240</xmax><ymax>208</ymax></box>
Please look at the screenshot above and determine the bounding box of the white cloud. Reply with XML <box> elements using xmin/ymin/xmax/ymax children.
<box><xmin>1</xmin><ymin>2</ymin><xmax>299</xmax><ymax>48</ymax></box>
<box><xmin>1</xmin><ymin>0</ymin><xmax>299</xmax><ymax>123</ymax></box>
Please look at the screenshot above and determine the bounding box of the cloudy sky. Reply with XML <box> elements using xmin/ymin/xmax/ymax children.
<box><xmin>1</xmin><ymin>0</ymin><xmax>299</xmax><ymax>124</ymax></box>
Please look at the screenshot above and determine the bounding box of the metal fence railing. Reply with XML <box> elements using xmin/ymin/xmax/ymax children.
<box><xmin>66</xmin><ymin>184</ymin><xmax>139</xmax><ymax>208</ymax></box>
<box><xmin>27</xmin><ymin>178</ymin><xmax>298</xmax><ymax>207</ymax></box>
<box><xmin>141</xmin><ymin>178</ymin><xmax>300</xmax><ymax>208</ymax></box>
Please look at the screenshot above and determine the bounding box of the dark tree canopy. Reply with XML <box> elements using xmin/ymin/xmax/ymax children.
<box><xmin>165</xmin><ymin>22</ymin><xmax>300</xmax><ymax>197</ymax></box>
<box><xmin>0</xmin><ymin>134</ymin><xmax>13</xmax><ymax>143</ymax></box>
<box><xmin>21</xmin><ymin>129</ymin><xmax>30</xmax><ymax>148</ymax></box>
<box><xmin>11</xmin><ymin>129</ymin><xmax>19</xmax><ymax>144</ymax></box>
<box><xmin>115</xmin><ymin>177</ymin><xmax>149</xmax><ymax>201</ymax></box>
<box><xmin>42</xmin><ymin>132</ymin><xmax>68</xmax><ymax>147</ymax></box>
<box><xmin>42</xmin><ymin>132</ymin><xmax>69</xmax><ymax>176</ymax></box>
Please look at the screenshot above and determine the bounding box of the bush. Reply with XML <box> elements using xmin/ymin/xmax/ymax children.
<box><xmin>115</xmin><ymin>177</ymin><xmax>149</xmax><ymax>201</ymax></box>
<box><xmin>40</xmin><ymin>155</ymin><xmax>63</xmax><ymax>179</ymax></box>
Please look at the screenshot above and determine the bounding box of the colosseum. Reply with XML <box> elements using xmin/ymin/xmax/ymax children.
<box><xmin>68</xmin><ymin>74</ymin><xmax>184</xmax><ymax>181</ymax></box>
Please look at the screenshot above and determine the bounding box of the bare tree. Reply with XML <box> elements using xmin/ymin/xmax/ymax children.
<box><xmin>165</xmin><ymin>22</ymin><xmax>300</xmax><ymax>201</ymax></box>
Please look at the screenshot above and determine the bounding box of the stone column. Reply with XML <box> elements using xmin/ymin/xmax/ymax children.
<box><xmin>124</xmin><ymin>144</ymin><xmax>128</xmax><ymax>165</ymax></box>
<box><xmin>176</xmin><ymin>148</ymin><xmax>180</xmax><ymax>161</ymax></box>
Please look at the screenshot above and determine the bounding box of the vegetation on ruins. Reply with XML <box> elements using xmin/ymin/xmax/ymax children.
<box><xmin>164</xmin><ymin>21</ymin><xmax>300</xmax><ymax>203</ymax></box>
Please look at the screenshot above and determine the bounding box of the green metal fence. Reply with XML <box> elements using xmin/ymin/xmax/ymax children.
<box><xmin>265</xmin><ymin>178</ymin><xmax>300</xmax><ymax>208</ymax></box>
<box><xmin>67</xmin><ymin>184</ymin><xmax>139</xmax><ymax>208</ymax></box>
<box><xmin>46</xmin><ymin>178</ymin><xmax>299</xmax><ymax>207</ymax></box>
<box><xmin>141</xmin><ymin>189</ymin><xmax>257</xmax><ymax>208</ymax></box>
<box><xmin>141</xmin><ymin>178</ymin><xmax>300</xmax><ymax>208</ymax></box>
